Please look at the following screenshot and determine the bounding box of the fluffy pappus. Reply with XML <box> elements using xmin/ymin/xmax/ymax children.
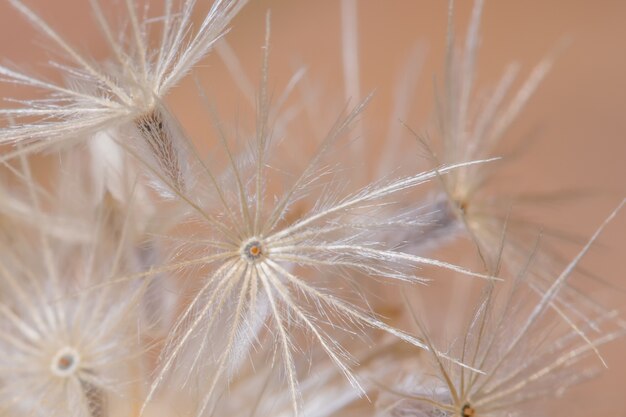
<box><xmin>137</xmin><ymin>27</ymin><xmax>500</xmax><ymax>415</ymax></box>
<box><xmin>378</xmin><ymin>201</ymin><xmax>626</xmax><ymax>417</ymax></box>
<box><xmin>0</xmin><ymin>213</ymin><xmax>148</xmax><ymax>417</ymax></box>
<box><xmin>0</xmin><ymin>0</ymin><xmax>247</xmax><ymax>192</ymax></box>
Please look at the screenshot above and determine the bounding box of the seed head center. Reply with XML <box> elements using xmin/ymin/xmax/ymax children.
<box><xmin>461</xmin><ymin>403</ymin><xmax>475</xmax><ymax>417</ymax></box>
<box><xmin>51</xmin><ymin>347</ymin><xmax>81</xmax><ymax>377</ymax></box>
<box><xmin>50</xmin><ymin>347</ymin><xmax>80</xmax><ymax>378</ymax></box>
<box><xmin>242</xmin><ymin>239</ymin><xmax>265</xmax><ymax>263</ymax></box>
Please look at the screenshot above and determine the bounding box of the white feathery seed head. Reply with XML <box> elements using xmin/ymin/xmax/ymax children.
<box><xmin>0</xmin><ymin>0</ymin><xmax>247</xmax><ymax>191</ymax></box>
<box><xmin>0</xmin><ymin>216</ymin><xmax>147</xmax><ymax>417</ymax></box>
<box><xmin>413</xmin><ymin>0</ymin><xmax>557</xmax><ymax>259</ymax></box>
<box><xmin>136</xmin><ymin>30</ymin><xmax>500</xmax><ymax>415</ymax></box>
<box><xmin>380</xmin><ymin>201</ymin><xmax>626</xmax><ymax>417</ymax></box>
<box><xmin>0</xmin><ymin>153</ymin><xmax>155</xmax><ymax>416</ymax></box>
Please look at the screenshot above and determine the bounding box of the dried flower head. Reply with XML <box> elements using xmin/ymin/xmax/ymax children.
<box><xmin>400</xmin><ymin>0</ymin><xmax>556</xmax><ymax>260</ymax></box>
<box><xmin>380</xmin><ymin>201</ymin><xmax>625</xmax><ymax>417</ymax></box>
<box><xmin>0</xmin><ymin>214</ymin><xmax>146</xmax><ymax>416</ymax></box>
<box><xmin>0</xmin><ymin>0</ymin><xmax>247</xmax><ymax>190</ymax></box>
<box><xmin>136</xmin><ymin>28</ymin><xmax>501</xmax><ymax>413</ymax></box>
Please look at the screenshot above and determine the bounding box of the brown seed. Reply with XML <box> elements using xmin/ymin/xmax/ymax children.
<box><xmin>461</xmin><ymin>403</ymin><xmax>475</xmax><ymax>417</ymax></box>
<box><xmin>243</xmin><ymin>240</ymin><xmax>264</xmax><ymax>261</ymax></box>
<box><xmin>57</xmin><ymin>354</ymin><xmax>75</xmax><ymax>371</ymax></box>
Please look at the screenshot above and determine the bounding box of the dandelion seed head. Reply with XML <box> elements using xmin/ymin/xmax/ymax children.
<box><xmin>0</xmin><ymin>0</ymin><xmax>248</xmax><ymax>195</ymax></box>
<box><xmin>0</xmin><ymin>158</ymin><xmax>150</xmax><ymax>416</ymax></box>
<box><xmin>144</xmin><ymin>48</ymin><xmax>495</xmax><ymax>413</ymax></box>
<box><xmin>380</xmin><ymin>203</ymin><xmax>625</xmax><ymax>417</ymax></box>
